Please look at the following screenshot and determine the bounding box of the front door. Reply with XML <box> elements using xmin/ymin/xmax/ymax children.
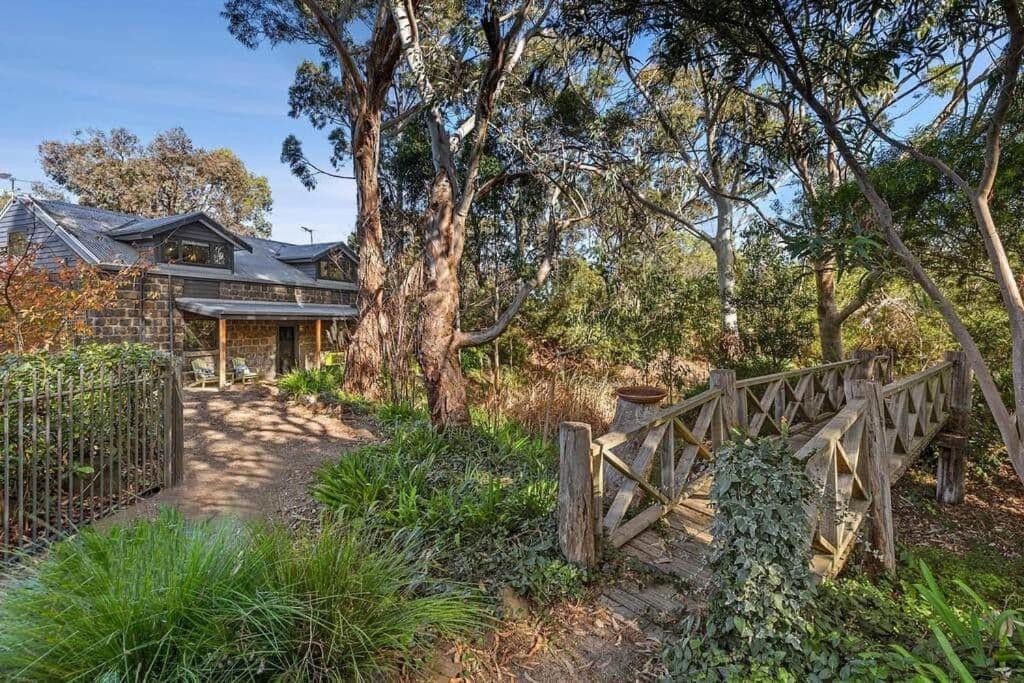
<box><xmin>277</xmin><ymin>325</ymin><xmax>296</xmax><ymax>375</ymax></box>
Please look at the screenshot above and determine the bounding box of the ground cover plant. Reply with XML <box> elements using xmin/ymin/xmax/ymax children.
<box><xmin>0</xmin><ymin>508</ymin><xmax>482</xmax><ymax>682</ymax></box>
<box><xmin>313</xmin><ymin>405</ymin><xmax>586</xmax><ymax>604</ymax></box>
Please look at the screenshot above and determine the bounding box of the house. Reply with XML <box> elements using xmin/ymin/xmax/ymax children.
<box><xmin>0</xmin><ymin>195</ymin><xmax>359</xmax><ymax>385</ymax></box>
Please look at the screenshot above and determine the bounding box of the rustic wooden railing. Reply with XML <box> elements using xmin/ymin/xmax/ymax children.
<box><xmin>735</xmin><ymin>358</ymin><xmax>860</xmax><ymax>437</ymax></box>
<box><xmin>1</xmin><ymin>358</ymin><xmax>185</xmax><ymax>562</ymax></box>
<box><xmin>557</xmin><ymin>349</ymin><xmax>971</xmax><ymax>579</ymax></box>
<box><xmin>798</xmin><ymin>353</ymin><xmax>960</xmax><ymax>576</ymax></box>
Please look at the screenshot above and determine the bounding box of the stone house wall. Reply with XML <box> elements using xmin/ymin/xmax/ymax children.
<box><xmin>83</xmin><ymin>273</ymin><xmax>347</xmax><ymax>380</ymax></box>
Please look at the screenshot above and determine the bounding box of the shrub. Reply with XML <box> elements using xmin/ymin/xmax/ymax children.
<box><xmin>277</xmin><ymin>366</ymin><xmax>342</xmax><ymax>399</ymax></box>
<box><xmin>0</xmin><ymin>508</ymin><xmax>483</xmax><ymax>681</ymax></box>
<box><xmin>313</xmin><ymin>410</ymin><xmax>586</xmax><ymax>603</ymax></box>
<box><xmin>663</xmin><ymin>437</ymin><xmax>831</xmax><ymax>680</ymax></box>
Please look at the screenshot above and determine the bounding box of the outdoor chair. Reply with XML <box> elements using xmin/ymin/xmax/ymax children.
<box><xmin>232</xmin><ymin>357</ymin><xmax>258</xmax><ymax>384</ymax></box>
<box><xmin>190</xmin><ymin>358</ymin><xmax>218</xmax><ymax>387</ymax></box>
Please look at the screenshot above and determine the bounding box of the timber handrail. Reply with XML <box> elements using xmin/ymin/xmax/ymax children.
<box><xmin>591</xmin><ymin>387</ymin><xmax>723</xmax><ymax>454</ymax></box>
<box><xmin>882</xmin><ymin>360</ymin><xmax>952</xmax><ymax>397</ymax></box>
<box><xmin>735</xmin><ymin>358</ymin><xmax>859</xmax><ymax>389</ymax></box>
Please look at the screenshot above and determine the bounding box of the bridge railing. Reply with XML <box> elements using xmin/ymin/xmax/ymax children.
<box><xmin>557</xmin><ymin>348</ymin><xmax>969</xmax><ymax>577</ymax></box>
<box><xmin>557</xmin><ymin>351</ymin><xmax>884</xmax><ymax>565</ymax></box>
<box><xmin>734</xmin><ymin>359</ymin><xmax>861</xmax><ymax>437</ymax></box>
<box><xmin>796</xmin><ymin>352</ymin><xmax>961</xmax><ymax>576</ymax></box>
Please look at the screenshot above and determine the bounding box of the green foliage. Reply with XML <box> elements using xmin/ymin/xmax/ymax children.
<box><xmin>860</xmin><ymin>562</ymin><xmax>1024</xmax><ymax>680</ymax></box>
<box><xmin>663</xmin><ymin>437</ymin><xmax>832</xmax><ymax>680</ymax></box>
<box><xmin>0</xmin><ymin>508</ymin><xmax>482</xmax><ymax>682</ymax></box>
<box><xmin>735</xmin><ymin>228</ymin><xmax>817</xmax><ymax>369</ymax></box>
<box><xmin>313</xmin><ymin>409</ymin><xmax>585</xmax><ymax>603</ymax></box>
<box><xmin>1</xmin><ymin>342</ymin><xmax>166</xmax><ymax>388</ymax></box>
<box><xmin>277</xmin><ymin>366</ymin><xmax>343</xmax><ymax>399</ymax></box>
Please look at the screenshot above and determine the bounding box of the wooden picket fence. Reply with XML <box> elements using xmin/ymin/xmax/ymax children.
<box><xmin>1</xmin><ymin>358</ymin><xmax>184</xmax><ymax>561</ymax></box>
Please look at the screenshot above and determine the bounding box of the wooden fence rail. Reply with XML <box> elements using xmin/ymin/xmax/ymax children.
<box><xmin>558</xmin><ymin>349</ymin><xmax>970</xmax><ymax>580</ymax></box>
<box><xmin>1</xmin><ymin>358</ymin><xmax>184</xmax><ymax>561</ymax></box>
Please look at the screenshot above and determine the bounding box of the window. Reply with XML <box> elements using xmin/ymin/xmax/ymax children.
<box><xmin>317</xmin><ymin>253</ymin><xmax>353</xmax><ymax>281</ymax></box>
<box><xmin>8</xmin><ymin>231</ymin><xmax>28</xmax><ymax>257</ymax></box>
<box><xmin>158</xmin><ymin>237</ymin><xmax>232</xmax><ymax>269</ymax></box>
<box><xmin>184</xmin><ymin>318</ymin><xmax>219</xmax><ymax>352</ymax></box>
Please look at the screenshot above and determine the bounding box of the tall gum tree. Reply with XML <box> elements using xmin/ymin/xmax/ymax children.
<box><xmin>225</xmin><ymin>0</ymin><xmax>403</xmax><ymax>399</ymax></box>
<box><xmin>388</xmin><ymin>0</ymin><xmax>575</xmax><ymax>427</ymax></box>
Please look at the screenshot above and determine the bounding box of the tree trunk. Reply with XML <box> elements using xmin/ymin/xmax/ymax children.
<box><xmin>342</xmin><ymin>110</ymin><xmax>388</xmax><ymax>399</ymax></box>
<box><xmin>814</xmin><ymin>257</ymin><xmax>845</xmax><ymax>362</ymax></box>
<box><xmin>417</xmin><ymin>175</ymin><xmax>471</xmax><ymax>429</ymax></box>
<box><xmin>713</xmin><ymin>197</ymin><xmax>741</xmax><ymax>362</ymax></box>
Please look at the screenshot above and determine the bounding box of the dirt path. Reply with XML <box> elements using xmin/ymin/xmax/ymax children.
<box><xmin>98</xmin><ymin>385</ymin><xmax>375</xmax><ymax>529</ymax></box>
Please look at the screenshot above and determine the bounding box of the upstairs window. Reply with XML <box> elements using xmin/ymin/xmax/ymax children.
<box><xmin>7</xmin><ymin>230</ymin><xmax>28</xmax><ymax>257</ymax></box>
<box><xmin>159</xmin><ymin>237</ymin><xmax>231</xmax><ymax>269</ymax></box>
<box><xmin>317</xmin><ymin>252</ymin><xmax>354</xmax><ymax>281</ymax></box>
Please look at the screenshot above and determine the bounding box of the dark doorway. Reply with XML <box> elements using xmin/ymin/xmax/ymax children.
<box><xmin>277</xmin><ymin>325</ymin><xmax>296</xmax><ymax>375</ymax></box>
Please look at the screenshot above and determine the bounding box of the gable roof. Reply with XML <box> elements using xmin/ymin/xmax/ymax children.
<box><xmin>107</xmin><ymin>212</ymin><xmax>252</xmax><ymax>251</ymax></box>
<box><xmin>272</xmin><ymin>241</ymin><xmax>357</xmax><ymax>264</ymax></box>
<box><xmin>18</xmin><ymin>196</ymin><xmax>356</xmax><ymax>290</ymax></box>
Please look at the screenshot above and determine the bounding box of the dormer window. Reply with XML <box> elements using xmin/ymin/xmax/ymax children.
<box><xmin>316</xmin><ymin>251</ymin><xmax>354</xmax><ymax>281</ymax></box>
<box><xmin>159</xmin><ymin>237</ymin><xmax>231</xmax><ymax>269</ymax></box>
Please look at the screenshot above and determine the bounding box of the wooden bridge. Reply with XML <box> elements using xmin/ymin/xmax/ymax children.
<box><xmin>556</xmin><ymin>350</ymin><xmax>973</xmax><ymax>634</ymax></box>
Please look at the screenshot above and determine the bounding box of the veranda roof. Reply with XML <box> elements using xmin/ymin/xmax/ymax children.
<box><xmin>175</xmin><ymin>297</ymin><xmax>357</xmax><ymax>321</ymax></box>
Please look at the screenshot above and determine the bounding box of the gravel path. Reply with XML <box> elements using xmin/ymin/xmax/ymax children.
<box><xmin>97</xmin><ymin>384</ymin><xmax>375</xmax><ymax>529</ymax></box>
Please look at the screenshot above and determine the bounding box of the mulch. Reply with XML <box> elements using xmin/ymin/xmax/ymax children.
<box><xmin>892</xmin><ymin>456</ymin><xmax>1024</xmax><ymax>559</ymax></box>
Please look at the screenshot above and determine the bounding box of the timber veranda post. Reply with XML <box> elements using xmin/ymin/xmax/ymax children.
<box><xmin>936</xmin><ymin>350</ymin><xmax>973</xmax><ymax>506</ymax></box>
<box><xmin>557</xmin><ymin>421</ymin><xmax>599</xmax><ymax>568</ymax></box>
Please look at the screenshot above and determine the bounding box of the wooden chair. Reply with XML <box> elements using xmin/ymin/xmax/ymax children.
<box><xmin>190</xmin><ymin>358</ymin><xmax>217</xmax><ymax>387</ymax></box>
<box><xmin>232</xmin><ymin>357</ymin><xmax>258</xmax><ymax>384</ymax></box>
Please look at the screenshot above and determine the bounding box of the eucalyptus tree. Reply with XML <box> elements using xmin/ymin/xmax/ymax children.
<box><xmin>385</xmin><ymin>0</ymin><xmax>595</xmax><ymax>427</ymax></box>
<box><xmin>632</xmin><ymin>0</ymin><xmax>1024</xmax><ymax>482</ymax></box>
<box><xmin>568</xmin><ymin>16</ymin><xmax>780</xmax><ymax>361</ymax></box>
<box><xmin>224</xmin><ymin>0</ymin><xmax>404</xmax><ymax>399</ymax></box>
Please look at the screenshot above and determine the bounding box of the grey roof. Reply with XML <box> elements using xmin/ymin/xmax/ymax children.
<box><xmin>175</xmin><ymin>297</ymin><xmax>358</xmax><ymax>320</ymax></box>
<box><xmin>107</xmin><ymin>212</ymin><xmax>252</xmax><ymax>251</ymax></box>
<box><xmin>273</xmin><ymin>241</ymin><xmax>355</xmax><ymax>263</ymax></box>
<box><xmin>25</xmin><ymin>197</ymin><xmax>355</xmax><ymax>289</ymax></box>
<box><xmin>33</xmin><ymin>199</ymin><xmax>140</xmax><ymax>264</ymax></box>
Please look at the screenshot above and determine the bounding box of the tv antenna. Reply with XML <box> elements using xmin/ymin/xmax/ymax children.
<box><xmin>300</xmin><ymin>226</ymin><xmax>316</xmax><ymax>244</ymax></box>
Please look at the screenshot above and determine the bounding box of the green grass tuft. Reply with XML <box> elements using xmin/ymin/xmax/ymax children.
<box><xmin>313</xmin><ymin>410</ymin><xmax>586</xmax><ymax>604</ymax></box>
<box><xmin>277</xmin><ymin>367</ymin><xmax>343</xmax><ymax>399</ymax></box>
<box><xmin>0</xmin><ymin>508</ymin><xmax>483</xmax><ymax>682</ymax></box>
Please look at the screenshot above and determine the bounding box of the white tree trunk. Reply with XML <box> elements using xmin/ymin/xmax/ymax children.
<box><xmin>714</xmin><ymin>196</ymin><xmax>741</xmax><ymax>359</ymax></box>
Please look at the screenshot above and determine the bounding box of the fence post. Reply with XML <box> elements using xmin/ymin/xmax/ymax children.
<box><xmin>850</xmin><ymin>379</ymin><xmax>896</xmax><ymax>575</ymax></box>
<box><xmin>709</xmin><ymin>369</ymin><xmax>738</xmax><ymax>447</ymax></box>
<box><xmin>171</xmin><ymin>360</ymin><xmax>185</xmax><ymax>486</ymax></box>
<box><xmin>936</xmin><ymin>350</ymin><xmax>972</xmax><ymax>505</ymax></box>
<box><xmin>558</xmin><ymin>421</ymin><xmax>597</xmax><ymax>567</ymax></box>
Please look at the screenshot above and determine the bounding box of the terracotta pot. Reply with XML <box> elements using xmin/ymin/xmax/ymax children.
<box><xmin>615</xmin><ymin>385</ymin><xmax>667</xmax><ymax>405</ymax></box>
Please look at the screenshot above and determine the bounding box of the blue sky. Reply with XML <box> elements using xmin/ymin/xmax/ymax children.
<box><xmin>0</xmin><ymin>0</ymin><xmax>356</xmax><ymax>244</ymax></box>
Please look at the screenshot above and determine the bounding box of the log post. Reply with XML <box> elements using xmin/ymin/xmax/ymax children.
<box><xmin>558</xmin><ymin>422</ymin><xmax>596</xmax><ymax>567</ymax></box>
<box><xmin>853</xmin><ymin>349</ymin><xmax>877</xmax><ymax>381</ymax></box>
<box><xmin>851</xmin><ymin>379</ymin><xmax>896</xmax><ymax>575</ymax></box>
<box><xmin>878</xmin><ymin>347</ymin><xmax>895</xmax><ymax>384</ymax></box>
<box><xmin>936</xmin><ymin>350</ymin><xmax>973</xmax><ymax>505</ymax></box>
<box><xmin>709</xmin><ymin>369</ymin><xmax>738</xmax><ymax>448</ymax></box>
